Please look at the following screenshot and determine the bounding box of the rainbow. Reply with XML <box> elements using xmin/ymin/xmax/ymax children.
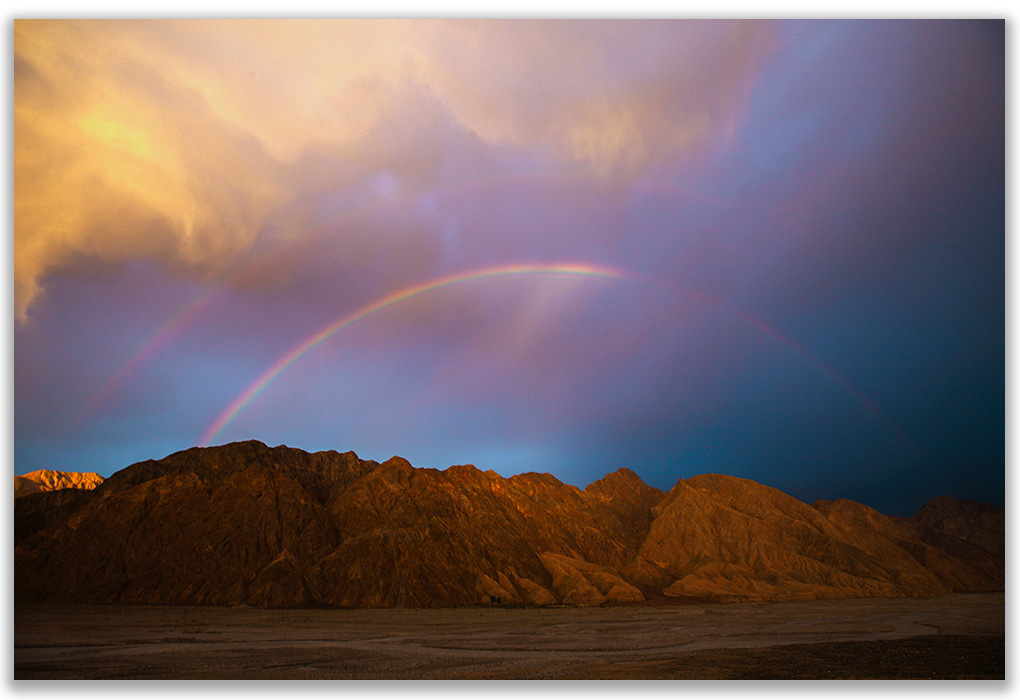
<box><xmin>73</xmin><ymin>285</ymin><xmax>219</xmax><ymax>427</ymax></box>
<box><xmin>199</xmin><ymin>262</ymin><xmax>625</xmax><ymax>446</ymax></box>
<box><xmin>198</xmin><ymin>260</ymin><xmax>911</xmax><ymax>454</ymax></box>
<box><xmin>707</xmin><ymin>296</ymin><xmax>885</xmax><ymax>419</ymax></box>
<box><xmin>692</xmin><ymin>292</ymin><xmax>917</xmax><ymax>452</ymax></box>
<box><xmin>75</xmin><ymin>171</ymin><xmax>609</xmax><ymax>427</ymax></box>
<box><xmin>623</xmin><ymin>276</ymin><xmax>896</xmax><ymax>430</ymax></box>
<box><xmin>73</xmin><ymin>243</ymin><xmax>297</xmax><ymax>426</ymax></box>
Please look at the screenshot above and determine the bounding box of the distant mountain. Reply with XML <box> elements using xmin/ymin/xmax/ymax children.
<box><xmin>13</xmin><ymin>441</ymin><xmax>1004</xmax><ymax>608</ymax></box>
<box><xmin>14</xmin><ymin>469</ymin><xmax>104</xmax><ymax>497</ymax></box>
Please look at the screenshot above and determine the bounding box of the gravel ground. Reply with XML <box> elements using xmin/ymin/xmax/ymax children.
<box><xmin>13</xmin><ymin>592</ymin><xmax>1004</xmax><ymax>679</ymax></box>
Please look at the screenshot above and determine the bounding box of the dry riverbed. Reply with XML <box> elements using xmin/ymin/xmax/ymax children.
<box><xmin>14</xmin><ymin>593</ymin><xmax>1004</xmax><ymax>679</ymax></box>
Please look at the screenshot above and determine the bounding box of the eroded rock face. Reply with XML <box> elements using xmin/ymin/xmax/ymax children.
<box><xmin>13</xmin><ymin>441</ymin><xmax>1005</xmax><ymax>608</ymax></box>
<box><xmin>641</xmin><ymin>476</ymin><xmax>901</xmax><ymax>602</ymax></box>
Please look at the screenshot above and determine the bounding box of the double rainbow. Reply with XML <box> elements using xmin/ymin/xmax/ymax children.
<box><xmin>198</xmin><ymin>261</ymin><xmax>912</xmax><ymax>454</ymax></box>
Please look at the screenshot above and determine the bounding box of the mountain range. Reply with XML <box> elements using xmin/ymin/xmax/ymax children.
<box><xmin>14</xmin><ymin>469</ymin><xmax>104</xmax><ymax>497</ymax></box>
<box><xmin>14</xmin><ymin>441</ymin><xmax>1004</xmax><ymax>608</ymax></box>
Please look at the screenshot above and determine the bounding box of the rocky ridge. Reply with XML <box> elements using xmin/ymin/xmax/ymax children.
<box><xmin>14</xmin><ymin>469</ymin><xmax>104</xmax><ymax>497</ymax></box>
<box><xmin>14</xmin><ymin>441</ymin><xmax>1004</xmax><ymax>608</ymax></box>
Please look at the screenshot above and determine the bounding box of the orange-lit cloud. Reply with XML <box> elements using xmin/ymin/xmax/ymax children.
<box><xmin>14</xmin><ymin>19</ymin><xmax>776</xmax><ymax>321</ymax></box>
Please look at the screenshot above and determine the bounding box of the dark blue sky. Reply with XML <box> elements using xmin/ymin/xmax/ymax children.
<box><xmin>14</xmin><ymin>20</ymin><xmax>1003</xmax><ymax>515</ymax></box>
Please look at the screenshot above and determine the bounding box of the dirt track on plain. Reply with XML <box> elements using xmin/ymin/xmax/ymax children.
<box><xmin>14</xmin><ymin>593</ymin><xmax>1004</xmax><ymax>679</ymax></box>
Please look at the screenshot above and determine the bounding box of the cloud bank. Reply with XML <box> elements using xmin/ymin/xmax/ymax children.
<box><xmin>14</xmin><ymin>19</ymin><xmax>776</xmax><ymax>321</ymax></box>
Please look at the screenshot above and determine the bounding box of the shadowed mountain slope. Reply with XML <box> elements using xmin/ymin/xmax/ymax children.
<box><xmin>14</xmin><ymin>441</ymin><xmax>1004</xmax><ymax>608</ymax></box>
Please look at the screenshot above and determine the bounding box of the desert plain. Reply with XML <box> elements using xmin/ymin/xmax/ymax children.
<box><xmin>14</xmin><ymin>592</ymin><xmax>1004</xmax><ymax>680</ymax></box>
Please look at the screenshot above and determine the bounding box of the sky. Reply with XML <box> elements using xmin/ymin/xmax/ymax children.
<box><xmin>12</xmin><ymin>19</ymin><xmax>1004</xmax><ymax>516</ymax></box>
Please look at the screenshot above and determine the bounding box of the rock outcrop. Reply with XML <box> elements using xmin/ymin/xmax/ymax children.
<box><xmin>13</xmin><ymin>441</ymin><xmax>1004</xmax><ymax>608</ymax></box>
<box><xmin>14</xmin><ymin>469</ymin><xmax>104</xmax><ymax>497</ymax></box>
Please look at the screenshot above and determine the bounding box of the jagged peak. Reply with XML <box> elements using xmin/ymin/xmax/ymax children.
<box><xmin>586</xmin><ymin>466</ymin><xmax>644</xmax><ymax>488</ymax></box>
<box><xmin>682</xmin><ymin>472</ymin><xmax>769</xmax><ymax>490</ymax></box>
<box><xmin>316</xmin><ymin>448</ymin><xmax>362</xmax><ymax>461</ymax></box>
<box><xmin>509</xmin><ymin>471</ymin><xmax>566</xmax><ymax>488</ymax></box>
<box><xmin>380</xmin><ymin>456</ymin><xmax>414</xmax><ymax>470</ymax></box>
<box><xmin>443</xmin><ymin>463</ymin><xmax>490</xmax><ymax>482</ymax></box>
<box><xmin>181</xmin><ymin>439</ymin><xmax>271</xmax><ymax>454</ymax></box>
<box><xmin>585</xmin><ymin>467</ymin><xmax>662</xmax><ymax>502</ymax></box>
